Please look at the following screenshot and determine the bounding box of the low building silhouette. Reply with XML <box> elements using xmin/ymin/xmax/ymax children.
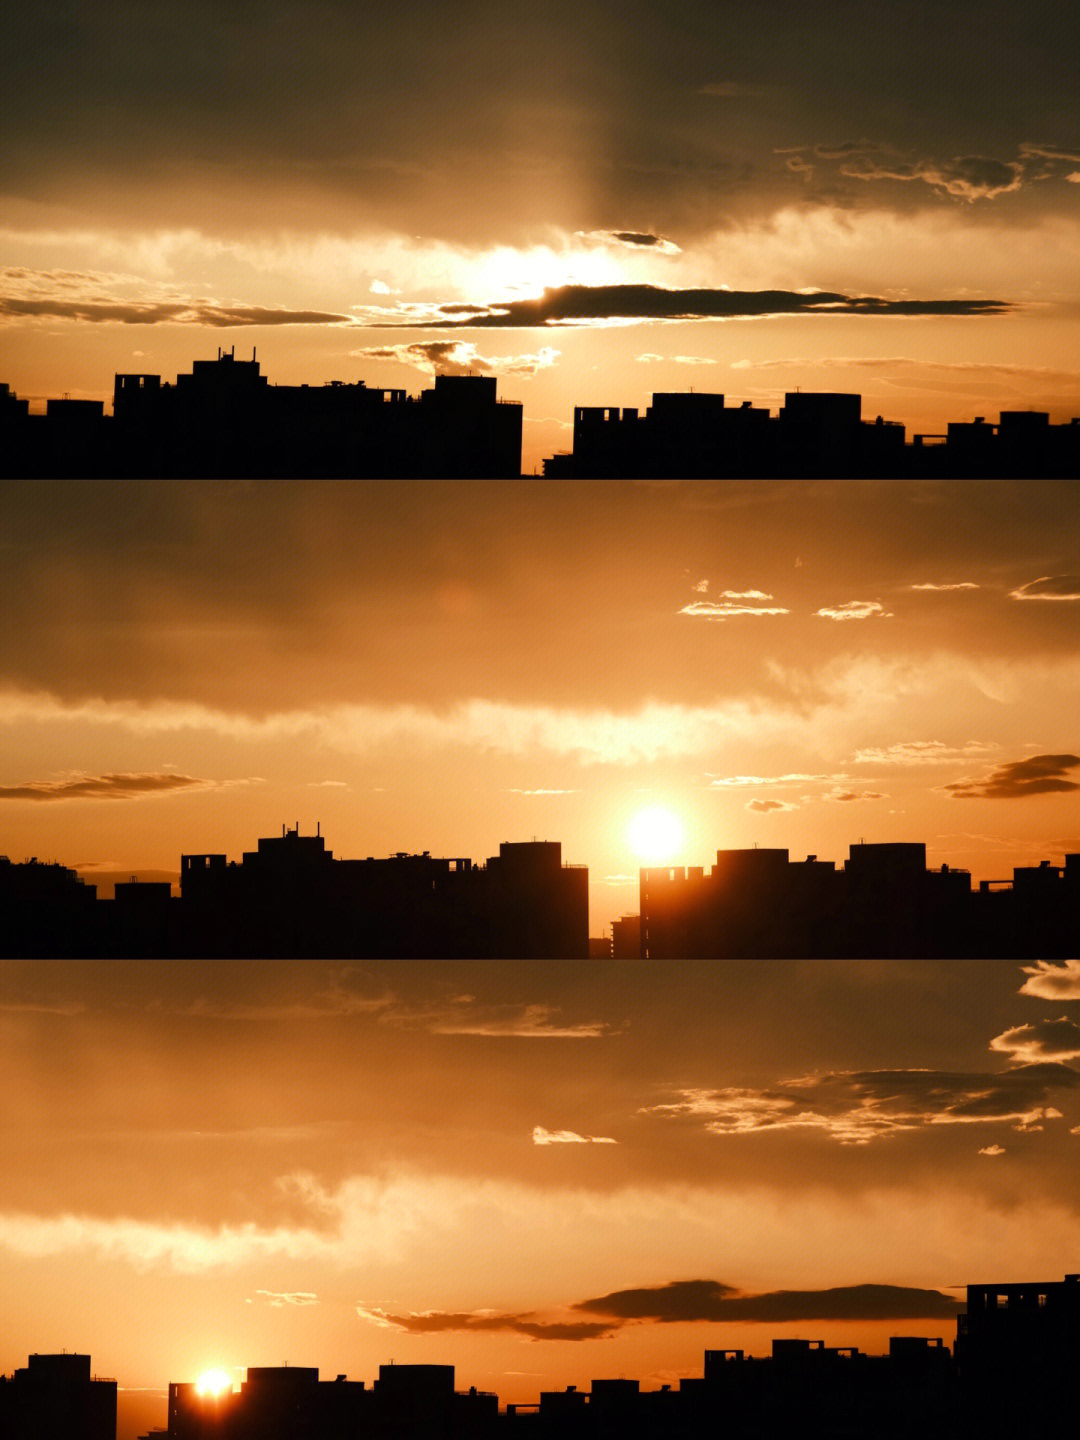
<box><xmin>165</xmin><ymin>1363</ymin><xmax>496</xmax><ymax>1440</ymax></box>
<box><xmin>3</xmin><ymin>351</ymin><xmax>523</xmax><ymax>478</ymax></box>
<box><xmin>639</xmin><ymin>842</ymin><xmax>1078</xmax><ymax>957</ymax></box>
<box><xmin>543</xmin><ymin>390</ymin><xmax>1080</xmax><ymax>478</ymax></box>
<box><xmin>2</xmin><ymin>826</ymin><xmax>588</xmax><ymax>957</ymax></box>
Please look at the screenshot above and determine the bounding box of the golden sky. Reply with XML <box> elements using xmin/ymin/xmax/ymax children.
<box><xmin>3</xmin><ymin>3</ymin><xmax>1080</xmax><ymax>470</ymax></box>
<box><xmin>2</xmin><ymin>479</ymin><xmax>1078</xmax><ymax>932</ymax></box>
<box><xmin>5</xmin><ymin>957</ymin><xmax>1080</xmax><ymax>1440</ymax></box>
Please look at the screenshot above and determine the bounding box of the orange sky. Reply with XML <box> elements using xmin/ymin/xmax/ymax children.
<box><xmin>5</xmin><ymin>956</ymin><xmax>1080</xmax><ymax>1440</ymax></box>
<box><xmin>3</xmin><ymin>5</ymin><xmax>1080</xmax><ymax>471</ymax></box>
<box><xmin>2</xmin><ymin>478</ymin><xmax>1078</xmax><ymax>935</ymax></box>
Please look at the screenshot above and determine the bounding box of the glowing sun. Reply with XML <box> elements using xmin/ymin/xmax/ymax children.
<box><xmin>196</xmin><ymin>1369</ymin><xmax>233</xmax><ymax>1398</ymax></box>
<box><xmin>627</xmin><ymin>806</ymin><xmax>685</xmax><ymax>864</ymax></box>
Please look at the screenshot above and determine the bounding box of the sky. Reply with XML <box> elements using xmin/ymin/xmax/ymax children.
<box><xmin>3</xmin><ymin>1</ymin><xmax>1080</xmax><ymax>471</ymax></box>
<box><xmin>5</xmin><ymin>956</ymin><xmax>1080</xmax><ymax>1440</ymax></box>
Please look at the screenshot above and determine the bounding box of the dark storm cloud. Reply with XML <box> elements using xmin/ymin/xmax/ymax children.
<box><xmin>0</xmin><ymin>297</ymin><xmax>351</xmax><ymax>327</ymax></box>
<box><xmin>642</xmin><ymin>1065</ymin><xmax>1080</xmax><ymax>1143</ymax></box>
<box><xmin>360</xmin><ymin>1278</ymin><xmax>960</xmax><ymax>1339</ymax></box>
<box><xmin>577</xmin><ymin>230</ymin><xmax>682</xmax><ymax>253</ymax></box>
<box><xmin>942</xmin><ymin>754</ymin><xmax>1080</xmax><ymax>799</ymax></box>
<box><xmin>357</xmin><ymin>1306</ymin><xmax>616</xmax><ymax>1341</ymax></box>
<box><xmin>381</xmin><ymin>285</ymin><xmax>1010</xmax><ymax>329</ymax></box>
<box><xmin>0</xmin><ymin>771</ymin><xmax>220</xmax><ymax>801</ymax></box>
<box><xmin>575</xmin><ymin>1279</ymin><xmax>962</xmax><ymax>1323</ymax></box>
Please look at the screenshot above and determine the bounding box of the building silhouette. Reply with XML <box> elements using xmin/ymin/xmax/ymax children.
<box><xmin>542</xmin><ymin>390</ymin><xmax>1080</xmax><ymax>478</ymax></box>
<box><xmin>638</xmin><ymin>842</ymin><xmax>1079</xmax><ymax>958</ymax></box>
<box><xmin>6</xmin><ymin>363</ymin><xmax>1080</xmax><ymax>477</ymax></box>
<box><xmin>2</xmin><ymin>351</ymin><xmax>523</xmax><ymax>478</ymax></box>
<box><xmin>0</xmin><ymin>1353</ymin><xmax>116</xmax><ymax>1440</ymax></box>
<box><xmin>2</xmin><ymin>828</ymin><xmax>589</xmax><ymax>958</ymax></box>
<box><xmin>164</xmin><ymin>1364</ymin><xmax>496</xmax><ymax>1440</ymax></box>
<box><xmin>954</xmin><ymin>1273</ymin><xmax>1080</xmax><ymax>1437</ymax></box>
<box><xmin>4</xmin><ymin>832</ymin><xmax>1077</xmax><ymax>959</ymax></box>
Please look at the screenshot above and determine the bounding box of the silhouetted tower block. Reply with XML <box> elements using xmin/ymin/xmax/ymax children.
<box><xmin>452</xmin><ymin>1385</ymin><xmax>499</xmax><ymax>1440</ymax></box>
<box><xmin>611</xmin><ymin>913</ymin><xmax>641</xmax><ymax>958</ymax></box>
<box><xmin>844</xmin><ymin>841</ymin><xmax>926</xmax><ymax>887</ymax></box>
<box><xmin>781</xmin><ymin>392</ymin><xmax>861</xmax><ymax>428</ymax></box>
<box><xmin>178</xmin><ymin>348</ymin><xmax>267</xmax><ymax>398</ymax></box>
<box><xmin>375</xmin><ymin>1364</ymin><xmax>456</xmax><ymax>1440</ymax></box>
<box><xmin>1</xmin><ymin>1354</ymin><xmax>117</xmax><ymax>1440</ymax></box>
<box><xmin>180</xmin><ymin>853</ymin><xmax>229</xmax><ymax>898</ymax></box>
<box><xmin>955</xmin><ymin>1274</ymin><xmax>1080</xmax><ymax>1437</ymax></box>
<box><xmin>237</xmin><ymin>1368</ymin><xmax>320</xmax><ymax>1439</ymax></box>
<box><xmin>113</xmin><ymin>372</ymin><xmax>162</xmax><ymax>419</ymax></box>
<box><xmin>1</xmin><ymin>855</ymin><xmax>99</xmax><ymax>957</ymax></box>
<box><xmin>0</xmin><ymin>381</ymin><xmax>31</xmax><ymax>419</ymax></box>
<box><xmin>419</xmin><ymin>374</ymin><xmax>523</xmax><ymax>476</ymax></box>
<box><xmin>998</xmin><ymin>410</ymin><xmax>1050</xmax><ymax>437</ymax></box>
<box><xmin>703</xmin><ymin>1349</ymin><xmax>746</xmax><ymax>1381</ymax></box>
<box><xmin>484</xmin><ymin>841</ymin><xmax>590</xmax><ymax>957</ymax></box>
<box><xmin>168</xmin><ymin>1380</ymin><xmax>235</xmax><ymax>1439</ymax></box>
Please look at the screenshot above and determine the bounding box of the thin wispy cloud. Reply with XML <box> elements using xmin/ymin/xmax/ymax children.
<box><xmin>252</xmin><ymin>1290</ymin><xmax>319</xmax><ymax>1307</ymax></box>
<box><xmin>1009</xmin><ymin>575</ymin><xmax>1080</xmax><ymax>602</ymax></box>
<box><xmin>680</xmin><ymin>596</ymin><xmax>790</xmax><ymax>619</ymax></box>
<box><xmin>707</xmin><ymin>773</ymin><xmax>831</xmax><ymax>787</ymax></box>
<box><xmin>348</xmin><ymin>339</ymin><xmax>559</xmax><ymax>378</ymax></box>
<box><xmin>853</xmin><ymin>742</ymin><xmax>998</xmax><ymax>766</ymax></box>
<box><xmin>814</xmin><ymin>601</ymin><xmax>893</xmax><ymax>621</ymax></box>
<box><xmin>428</xmin><ymin>1004</ymin><xmax>609</xmax><ymax>1039</ymax></box>
<box><xmin>532</xmin><ymin>1127</ymin><xmax>617</xmax><ymax>1145</ymax></box>
<box><xmin>641</xmin><ymin>1066</ymin><xmax>1080</xmax><ymax>1145</ymax></box>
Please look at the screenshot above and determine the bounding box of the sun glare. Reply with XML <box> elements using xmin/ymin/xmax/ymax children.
<box><xmin>196</xmin><ymin>1369</ymin><xmax>234</xmax><ymax>1398</ymax></box>
<box><xmin>627</xmin><ymin>806</ymin><xmax>685</xmax><ymax>865</ymax></box>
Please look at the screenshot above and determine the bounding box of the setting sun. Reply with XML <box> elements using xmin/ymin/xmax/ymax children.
<box><xmin>627</xmin><ymin>806</ymin><xmax>685</xmax><ymax>865</ymax></box>
<box><xmin>195</xmin><ymin>1369</ymin><xmax>233</xmax><ymax>1398</ymax></box>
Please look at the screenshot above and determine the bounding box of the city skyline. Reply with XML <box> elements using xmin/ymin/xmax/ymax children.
<box><xmin>6</xmin><ymin>351</ymin><xmax>1080</xmax><ymax>479</ymax></box>
<box><xmin>3</xmin><ymin>3</ymin><xmax>1080</xmax><ymax>472</ymax></box>
<box><xmin>3</xmin><ymin>478</ymin><xmax>1078</xmax><ymax>936</ymax></box>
